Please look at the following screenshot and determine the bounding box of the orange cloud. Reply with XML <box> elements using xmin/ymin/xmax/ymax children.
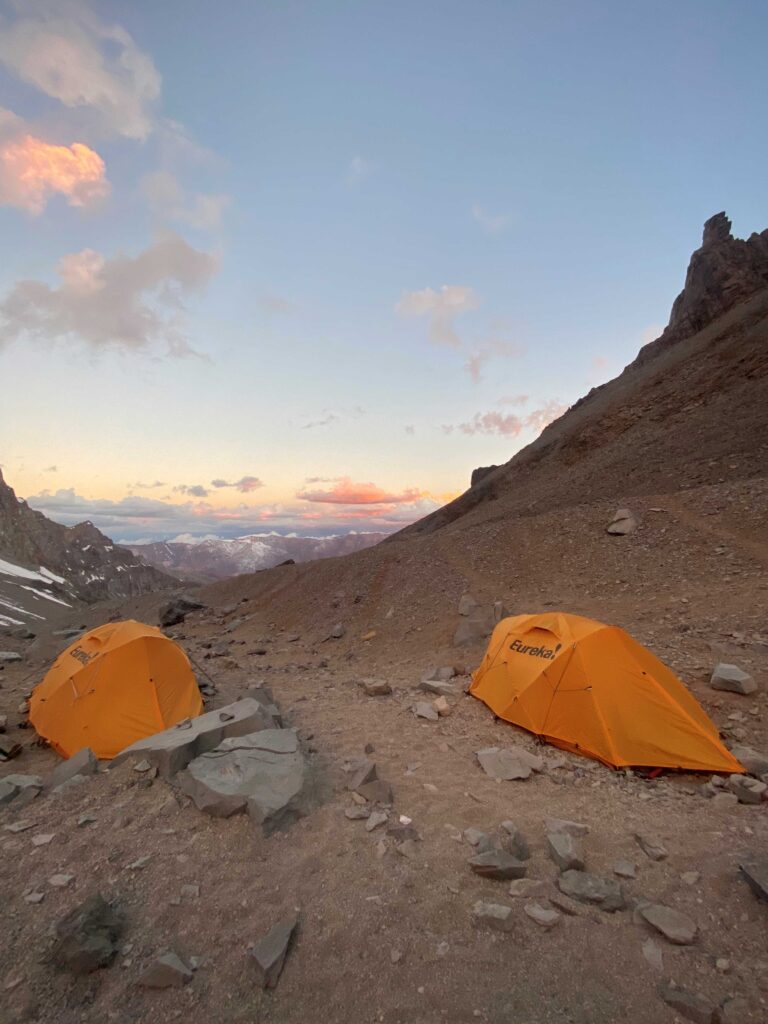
<box><xmin>0</xmin><ymin>134</ymin><xmax>109</xmax><ymax>214</ymax></box>
<box><xmin>296</xmin><ymin>477</ymin><xmax>421</xmax><ymax>505</ymax></box>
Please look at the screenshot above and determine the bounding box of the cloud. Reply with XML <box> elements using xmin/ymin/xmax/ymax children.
<box><xmin>0</xmin><ymin>1</ymin><xmax>161</xmax><ymax>140</ymax></box>
<box><xmin>44</xmin><ymin>464</ymin><xmax>57</xmax><ymax>472</ymax></box>
<box><xmin>446</xmin><ymin>400</ymin><xmax>567</xmax><ymax>438</ymax></box>
<box><xmin>302</xmin><ymin>406</ymin><xmax>365</xmax><ymax>430</ymax></box>
<box><xmin>0</xmin><ymin>234</ymin><xmax>218</xmax><ymax>357</ymax></box>
<box><xmin>396</xmin><ymin>284</ymin><xmax>479</xmax><ymax>348</ymax></box>
<box><xmin>471</xmin><ymin>204</ymin><xmax>508</xmax><ymax>234</ymax></box>
<box><xmin>0</xmin><ymin>112</ymin><xmax>109</xmax><ymax>214</ymax></box>
<box><xmin>141</xmin><ymin>170</ymin><xmax>229</xmax><ymax>231</ymax></box>
<box><xmin>347</xmin><ymin>155</ymin><xmax>372</xmax><ymax>185</ymax></box>
<box><xmin>296</xmin><ymin>477</ymin><xmax>421</xmax><ymax>505</ymax></box>
<box><xmin>211</xmin><ymin>476</ymin><xmax>264</xmax><ymax>493</ymax></box>
<box><xmin>302</xmin><ymin>412</ymin><xmax>339</xmax><ymax>430</ymax></box>
<box><xmin>131</xmin><ymin>480</ymin><xmax>165</xmax><ymax>489</ymax></box>
<box><xmin>464</xmin><ymin>337</ymin><xmax>524</xmax><ymax>382</ymax></box>
<box><xmin>404</xmin><ymin>425</ymin><xmax>415</xmax><ymax>435</ymax></box>
<box><xmin>174</xmin><ymin>483</ymin><xmax>209</xmax><ymax>498</ymax></box>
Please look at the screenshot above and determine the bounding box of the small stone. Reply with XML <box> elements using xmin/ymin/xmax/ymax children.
<box><xmin>348</xmin><ymin>758</ymin><xmax>377</xmax><ymax>791</ymax></box>
<box><xmin>710</xmin><ymin>663</ymin><xmax>757</xmax><ymax>696</ymax></box>
<box><xmin>250</xmin><ymin>914</ymin><xmax>298</xmax><ymax>989</ymax></box>
<box><xmin>396</xmin><ymin>839</ymin><xmax>419</xmax><ymax>860</ymax></box>
<box><xmin>475</xmin><ymin>746</ymin><xmax>543</xmax><ymax>781</ymax></box>
<box><xmin>730</xmin><ymin>745</ymin><xmax>768</xmax><ymax>776</ymax></box>
<box><xmin>49</xmin><ymin>874</ymin><xmax>74</xmax><ymax>888</ymax></box>
<box><xmin>132</xmin><ymin>759</ymin><xmax>152</xmax><ymax>773</ymax></box>
<box><xmin>181</xmin><ymin>884</ymin><xmax>200</xmax><ymax>899</ymax></box>
<box><xmin>414</xmin><ymin>702</ymin><xmax>439</xmax><ymax>721</ymax></box>
<box><xmin>500</xmin><ymin>822</ymin><xmax>531</xmax><ymax>861</ymax></box>
<box><xmin>330</xmin><ymin>623</ymin><xmax>345</xmax><ymax>639</ymax></box>
<box><xmin>433</xmin><ymin>696</ymin><xmax>451</xmax><ymax>717</ymax></box>
<box><xmin>472</xmin><ymin>901</ymin><xmax>514</xmax><ymax>933</ymax></box>
<box><xmin>634</xmin><ymin>832</ymin><xmax>668</xmax><ymax>861</ymax></box>
<box><xmin>25</xmin><ymin>891</ymin><xmax>45</xmax><ymax>904</ymax></box>
<box><xmin>524</xmin><ymin>902</ymin><xmax>560</xmax><ymax>929</ymax></box>
<box><xmin>681</xmin><ymin>871</ymin><xmax>700</xmax><ymax>886</ymax></box>
<box><xmin>463</xmin><ymin>827</ymin><xmax>491</xmax><ymax>849</ymax></box>
<box><xmin>659</xmin><ymin>982</ymin><xmax>715</xmax><ymax>1024</ymax></box>
<box><xmin>77</xmin><ymin>814</ymin><xmax>97</xmax><ymax>828</ymax></box>
<box><xmin>506</xmin><ymin>878</ymin><xmax>541</xmax><ymax>898</ymax></box>
<box><xmin>0</xmin><ymin>651</ymin><xmax>22</xmax><ymax>663</ymax></box>
<box><xmin>345</xmin><ymin>806</ymin><xmax>370</xmax><ymax>820</ymax></box>
<box><xmin>365</xmin><ymin>810</ymin><xmax>388</xmax><ymax>832</ymax></box>
<box><xmin>712</xmin><ymin>792</ymin><xmax>740</xmax><ymax>809</ymax></box>
<box><xmin>606</xmin><ymin>508</ymin><xmax>638</xmax><ymax>536</ymax></box>
<box><xmin>641</xmin><ymin>938</ymin><xmax>663</xmax><ymax>971</ymax></box>
<box><xmin>360</xmin><ymin>678</ymin><xmax>392</xmax><ymax>697</ymax></box>
<box><xmin>127</xmin><ymin>855</ymin><xmax>151</xmax><ymax>870</ymax></box>
<box><xmin>545</xmin><ymin>817</ymin><xmax>589</xmax><ymax>837</ymax></box>
<box><xmin>31</xmin><ymin>833</ymin><xmax>55</xmax><ymax>846</ymax></box>
<box><xmin>458</xmin><ymin>594</ymin><xmax>478</xmax><ymax>616</ymax></box>
<box><xmin>357</xmin><ymin>779</ymin><xmax>394</xmax><ymax>805</ymax></box>
<box><xmin>51</xmin><ymin>894</ymin><xmax>122</xmax><ymax>974</ymax></box>
<box><xmin>468</xmin><ymin>849</ymin><xmax>527</xmax><ymax>880</ymax></box>
<box><xmin>715</xmin><ymin>958</ymin><xmax>730</xmax><ymax>973</ymax></box>
<box><xmin>640</xmin><ymin>903</ymin><xmax>698</xmax><ymax>945</ymax></box>
<box><xmin>739</xmin><ymin>858</ymin><xmax>768</xmax><ymax>902</ymax></box>
<box><xmin>139</xmin><ymin>952</ymin><xmax>193</xmax><ymax>989</ymax></box>
<box><xmin>547</xmin><ymin>832</ymin><xmax>584</xmax><ymax>872</ymax></box>
<box><xmin>390</xmin><ymin>948</ymin><xmax>402</xmax><ymax>964</ymax></box>
<box><xmin>613</xmin><ymin>860</ymin><xmax>637</xmax><ymax>879</ymax></box>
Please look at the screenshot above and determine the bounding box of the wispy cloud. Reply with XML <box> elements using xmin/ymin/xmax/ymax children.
<box><xmin>141</xmin><ymin>170</ymin><xmax>229</xmax><ymax>231</ymax></box>
<box><xmin>173</xmin><ymin>483</ymin><xmax>209</xmax><ymax>498</ymax></box>
<box><xmin>131</xmin><ymin>480</ymin><xmax>165</xmax><ymax>489</ymax></box>
<box><xmin>0</xmin><ymin>2</ymin><xmax>162</xmax><ymax>140</ymax></box>
<box><xmin>396</xmin><ymin>284</ymin><xmax>479</xmax><ymax>348</ymax></box>
<box><xmin>297</xmin><ymin>477</ymin><xmax>421</xmax><ymax>505</ymax></box>
<box><xmin>302</xmin><ymin>406</ymin><xmax>365</xmax><ymax>430</ymax></box>
<box><xmin>471</xmin><ymin>203</ymin><xmax>508</xmax><ymax>234</ymax></box>
<box><xmin>44</xmin><ymin>464</ymin><xmax>57</xmax><ymax>472</ymax></box>
<box><xmin>0</xmin><ymin>234</ymin><xmax>218</xmax><ymax>357</ymax></box>
<box><xmin>464</xmin><ymin>337</ymin><xmax>524</xmax><ymax>382</ymax></box>
<box><xmin>210</xmin><ymin>476</ymin><xmax>264</xmax><ymax>493</ymax></box>
<box><xmin>444</xmin><ymin>399</ymin><xmax>567</xmax><ymax>437</ymax></box>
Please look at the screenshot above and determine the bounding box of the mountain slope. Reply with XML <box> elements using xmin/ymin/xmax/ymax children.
<box><xmin>0</xmin><ymin>469</ymin><xmax>178</xmax><ymax>626</ymax></box>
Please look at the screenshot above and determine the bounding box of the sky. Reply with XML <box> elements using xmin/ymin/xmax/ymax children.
<box><xmin>0</xmin><ymin>0</ymin><xmax>766</xmax><ymax>543</ymax></box>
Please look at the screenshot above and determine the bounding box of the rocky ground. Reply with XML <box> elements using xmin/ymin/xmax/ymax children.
<box><xmin>1</xmin><ymin>473</ymin><xmax>767</xmax><ymax>1024</ymax></box>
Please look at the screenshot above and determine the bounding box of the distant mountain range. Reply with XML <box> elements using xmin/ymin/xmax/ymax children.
<box><xmin>0</xmin><ymin>469</ymin><xmax>176</xmax><ymax>630</ymax></box>
<box><xmin>130</xmin><ymin>532</ymin><xmax>388</xmax><ymax>582</ymax></box>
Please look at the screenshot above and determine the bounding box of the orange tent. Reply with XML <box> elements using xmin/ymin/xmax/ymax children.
<box><xmin>470</xmin><ymin>612</ymin><xmax>743</xmax><ymax>773</ymax></box>
<box><xmin>30</xmin><ymin>620</ymin><xmax>203</xmax><ymax>760</ymax></box>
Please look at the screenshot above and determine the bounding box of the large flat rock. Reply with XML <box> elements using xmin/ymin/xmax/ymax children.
<box><xmin>112</xmin><ymin>698</ymin><xmax>278</xmax><ymax>778</ymax></box>
<box><xmin>178</xmin><ymin>729</ymin><xmax>312</xmax><ymax>835</ymax></box>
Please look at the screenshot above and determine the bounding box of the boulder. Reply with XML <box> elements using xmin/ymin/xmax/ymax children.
<box><xmin>727</xmin><ymin>774</ymin><xmax>766</xmax><ymax>804</ymax></box>
<box><xmin>472</xmin><ymin>901</ymin><xmax>514</xmax><ymax>933</ymax></box>
<box><xmin>547</xmin><ymin>832</ymin><xmax>584</xmax><ymax>872</ymax></box>
<box><xmin>178</xmin><ymin>729</ymin><xmax>311</xmax><ymax>835</ymax></box>
<box><xmin>476</xmin><ymin>746</ymin><xmax>543</xmax><ymax>781</ymax></box>
<box><xmin>557</xmin><ymin>870</ymin><xmax>625</xmax><ymax>912</ymax></box>
<box><xmin>139</xmin><ymin>952</ymin><xmax>193</xmax><ymax>988</ymax></box>
<box><xmin>158</xmin><ymin>596</ymin><xmax>204</xmax><ymax>628</ymax></box>
<box><xmin>112</xmin><ymin>698</ymin><xmax>277</xmax><ymax>778</ymax></box>
<box><xmin>44</xmin><ymin>748</ymin><xmax>97</xmax><ymax>792</ymax></box>
<box><xmin>250</xmin><ymin>914</ymin><xmax>298</xmax><ymax>989</ymax></box>
<box><xmin>710</xmin><ymin>663</ymin><xmax>757</xmax><ymax>695</ymax></box>
<box><xmin>50</xmin><ymin>894</ymin><xmax>122</xmax><ymax>974</ymax></box>
<box><xmin>739</xmin><ymin>858</ymin><xmax>768</xmax><ymax>902</ymax></box>
<box><xmin>606</xmin><ymin>509</ymin><xmax>637</xmax><ymax>536</ymax></box>
<box><xmin>729</xmin><ymin>745</ymin><xmax>768</xmax><ymax>777</ymax></box>
<box><xmin>640</xmin><ymin>903</ymin><xmax>698</xmax><ymax>945</ymax></box>
<box><xmin>658</xmin><ymin>982</ymin><xmax>715</xmax><ymax>1024</ymax></box>
<box><xmin>468</xmin><ymin>849</ymin><xmax>527</xmax><ymax>880</ymax></box>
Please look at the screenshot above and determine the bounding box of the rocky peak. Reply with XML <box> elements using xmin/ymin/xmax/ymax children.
<box><xmin>701</xmin><ymin>211</ymin><xmax>733</xmax><ymax>248</ymax></box>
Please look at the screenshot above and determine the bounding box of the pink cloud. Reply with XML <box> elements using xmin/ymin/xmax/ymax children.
<box><xmin>296</xmin><ymin>477</ymin><xmax>421</xmax><ymax>505</ymax></box>
<box><xmin>0</xmin><ymin>132</ymin><xmax>109</xmax><ymax>214</ymax></box>
<box><xmin>448</xmin><ymin>400</ymin><xmax>568</xmax><ymax>438</ymax></box>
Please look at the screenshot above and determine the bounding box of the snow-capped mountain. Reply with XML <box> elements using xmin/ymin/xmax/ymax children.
<box><xmin>130</xmin><ymin>532</ymin><xmax>389</xmax><ymax>582</ymax></box>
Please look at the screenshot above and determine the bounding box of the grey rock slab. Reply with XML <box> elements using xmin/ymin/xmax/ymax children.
<box><xmin>710</xmin><ymin>663</ymin><xmax>757</xmax><ymax>696</ymax></box>
<box><xmin>739</xmin><ymin>857</ymin><xmax>768</xmax><ymax>902</ymax></box>
<box><xmin>453</xmin><ymin>611</ymin><xmax>494</xmax><ymax>647</ymax></box>
<box><xmin>634</xmin><ymin>832</ymin><xmax>668</xmax><ymax>861</ymax></box>
<box><xmin>727</xmin><ymin>774</ymin><xmax>766</xmax><ymax>804</ymax></box>
<box><xmin>113</xmin><ymin>698</ymin><xmax>276</xmax><ymax>778</ymax></box>
<box><xmin>658</xmin><ymin>982</ymin><xmax>715</xmax><ymax>1024</ymax></box>
<box><xmin>356</xmin><ymin>779</ymin><xmax>393</xmax><ymax>805</ymax></box>
<box><xmin>557</xmin><ymin>870</ymin><xmax>625</xmax><ymax>912</ymax></box>
<box><xmin>178</xmin><ymin>729</ymin><xmax>311</xmax><ymax>835</ymax></box>
<box><xmin>414</xmin><ymin>701</ymin><xmax>439</xmax><ymax>721</ymax></box>
<box><xmin>365</xmin><ymin>810</ymin><xmax>388</xmax><ymax>832</ymax></box>
<box><xmin>0</xmin><ymin>773</ymin><xmax>42</xmax><ymax>807</ymax></box>
<box><xmin>0</xmin><ymin>651</ymin><xmax>22</xmax><ymax>663</ymax></box>
<box><xmin>508</xmin><ymin>878</ymin><xmax>543</xmax><ymax>898</ymax></box>
<box><xmin>476</xmin><ymin>746</ymin><xmax>543</xmax><ymax>781</ymax></box>
<box><xmin>613</xmin><ymin>860</ymin><xmax>637</xmax><ymax>879</ymax></box>
<box><xmin>468</xmin><ymin>849</ymin><xmax>527</xmax><ymax>880</ymax></box>
<box><xmin>642</xmin><ymin>938</ymin><xmax>664</xmax><ymax>972</ymax></box>
<box><xmin>50</xmin><ymin>894</ymin><xmax>122</xmax><ymax>974</ymax></box>
<box><xmin>640</xmin><ymin>903</ymin><xmax>698</xmax><ymax>945</ymax></box>
<box><xmin>417</xmin><ymin>679</ymin><xmax>457</xmax><ymax>697</ymax></box>
<box><xmin>545</xmin><ymin>817</ymin><xmax>589</xmax><ymax>837</ymax></box>
<box><xmin>730</xmin><ymin>745</ymin><xmax>768</xmax><ymax>776</ymax></box>
<box><xmin>158</xmin><ymin>596</ymin><xmax>204</xmax><ymax>628</ymax></box>
<box><xmin>44</xmin><ymin>748</ymin><xmax>97</xmax><ymax>792</ymax></box>
<box><xmin>712</xmin><ymin>792</ymin><xmax>739</xmax><ymax>809</ymax></box>
<box><xmin>472</xmin><ymin>901</ymin><xmax>514</xmax><ymax>933</ymax></box>
<box><xmin>422</xmin><ymin>666</ymin><xmax>456</xmax><ymax>682</ymax></box>
<box><xmin>139</xmin><ymin>952</ymin><xmax>193</xmax><ymax>988</ymax></box>
<box><xmin>547</xmin><ymin>832</ymin><xmax>584</xmax><ymax>872</ymax></box>
<box><xmin>347</xmin><ymin>758</ymin><xmax>377</xmax><ymax>791</ymax></box>
<box><xmin>250</xmin><ymin>914</ymin><xmax>298</xmax><ymax>989</ymax></box>
<box><xmin>524</xmin><ymin>902</ymin><xmax>560</xmax><ymax>929</ymax></box>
